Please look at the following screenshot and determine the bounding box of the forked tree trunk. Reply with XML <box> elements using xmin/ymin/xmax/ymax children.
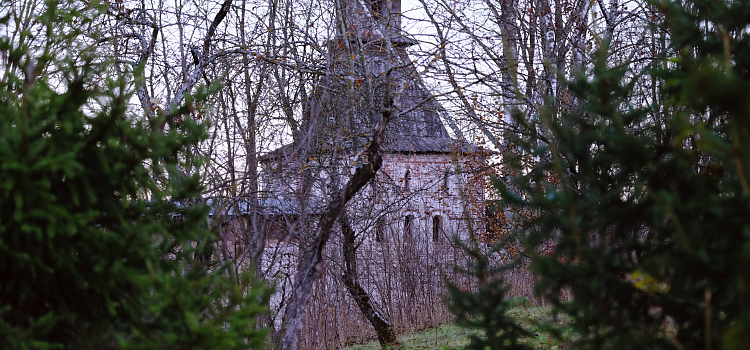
<box><xmin>340</xmin><ymin>215</ymin><xmax>399</xmax><ymax>347</ymax></box>
<box><xmin>276</xmin><ymin>82</ymin><xmax>395</xmax><ymax>350</ymax></box>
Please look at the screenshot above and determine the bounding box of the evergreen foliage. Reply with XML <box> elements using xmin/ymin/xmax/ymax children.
<box><xmin>0</xmin><ymin>2</ymin><xmax>270</xmax><ymax>349</ymax></box>
<box><xmin>447</xmin><ymin>237</ymin><xmax>532</xmax><ymax>350</ymax></box>
<box><xmin>450</xmin><ymin>0</ymin><xmax>750</xmax><ymax>349</ymax></box>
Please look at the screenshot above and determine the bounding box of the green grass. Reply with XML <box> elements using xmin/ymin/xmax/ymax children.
<box><xmin>507</xmin><ymin>304</ymin><xmax>573</xmax><ymax>350</ymax></box>
<box><xmin>341</xmin><ymin>299</ymin><xmax>573</xmax><ymax>350</ymax></box>
<box><xmin>340</xmin><ymin>322</ymin><xmax>481</xmax><ymax>350</ymax></box>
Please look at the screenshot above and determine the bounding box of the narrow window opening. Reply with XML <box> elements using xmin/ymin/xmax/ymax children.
<box><xmin>443</xmin><ymin>170</ymin><xmax>449</xmax><ymax>194</ymax></box>
<box><xmin>371</xmin><ymin>0</ymin><xmax>386</xmax><ymax>18</ymax></box>
<box><xmin>404</xmin><ymin>214</ymin><xmax>413</xmax><ymax>235</ymax></box>
<box><xmin>432</xmin><ymin>215</ymin><xmax>442</xmax><ymax>242</ymax></box>
<box><xmin>375</xmin><ymin>217</ymin><xmax>385</xmax><ymax>242</ymax></box>
<box><xmin>404</xmin><ymin>170</ymin><xmax>411</xmax><ymax>191</ymax></box>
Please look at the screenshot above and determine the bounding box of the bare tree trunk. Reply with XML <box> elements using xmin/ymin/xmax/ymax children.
<box><xmin>277</xmin><ymin>80</ymin><xmax>395</xmax><ymax>350</ymax></box>
<box><xmin>418</xmin><ymin>0</ymin><xmax>484</xmax><ymax>146</ymax></box>
<box><xmin>569</xmin><ymin>0</ymin><xmax>591</xmax><ymax>115</ymax></box>
<box><xmin>167</xmin><ymin>0</ymin><xmax>233</xmax><ymax>110</ymax></box>
<box><xmin>339</xmin><ymin>213</ymin><xmax>398</xmax><ymax>347</ymax></box>
<box><xmin>537</xmin><ymin>0</ymin><xmax>557</xmax><ymax>98</ymax></box>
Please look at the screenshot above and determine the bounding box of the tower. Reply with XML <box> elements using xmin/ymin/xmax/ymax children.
<box><xmin>260</xmin><ymin>0</ymin><xmax>485</xmax><ymax>241</ymax></box>
<box><xmin>257</xmin><ymin>3</ymin><xmax>488</xmax><ymax>344</ymax></box>
<box><xmin>330</xmin><ymin>0</ymin><xmax>464</xmax><ymax>153</ymax></box>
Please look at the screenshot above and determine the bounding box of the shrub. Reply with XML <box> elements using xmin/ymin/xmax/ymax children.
<box><xmin>0</xmin><ymin>3</ymin><xmax>270</xmax><ymax>349</ymax></box>
<box><xmin>449</xmin><ymin>0</ymin><xmax>750</xmax><ymax>349</ymax></box>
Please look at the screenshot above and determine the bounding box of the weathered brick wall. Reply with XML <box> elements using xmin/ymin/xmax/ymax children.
<box><xmin>379</xmin><ymin>152</ymin><xmax>485</xmax><ymax>242</ymax></box>
<box><xmin>260</xmin><ymin>151</ymin><xmax>486</xmax><ymax>237</ymax></box>
<box><xmin>247</xmin><ymin>150</ymin><xmax>488</xmax><ymax>348</ymax></box>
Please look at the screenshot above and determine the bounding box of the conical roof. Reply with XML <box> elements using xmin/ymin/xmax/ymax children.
<box><xmin>380</xmin><ymin>50</ymin><xmax>473</xmax><ymax>153</ymax></box>
<box><xmin>261</xmin><ymin>0</ymin><xmax>476</xmax><ymax>161</ymax></box>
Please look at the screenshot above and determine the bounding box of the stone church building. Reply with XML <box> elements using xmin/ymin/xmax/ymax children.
<box><xmin>259</xmin><ymin>0</ymin><xmax>487</xmax><ymax>245</ymax></box>
<box><xmin>243</xmin><ymin>1</ymin><xmax>491</xmax><ymax>346</ymax></box>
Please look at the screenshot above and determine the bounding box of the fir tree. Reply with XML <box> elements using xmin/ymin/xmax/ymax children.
<box><xmin>0</xmin><ymin>2</ymin><xmax>270</xmax><ymax>349</ymax></box>
<box><xmin>450</xmin><ymin>0</ymin><xmax>750</xmax><ymax>349</ymax></box>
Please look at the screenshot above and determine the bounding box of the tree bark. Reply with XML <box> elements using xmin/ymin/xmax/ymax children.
<box><xmin>340</xmin><ymin>214</ymin><xmax>399</xmax><ymax>347</ymax></box>
<box><xmin>167</xmin><ymin>0</ymin><xmax>233</xmax><ymax>110</ymax></box>
<box><xmin>277</xmin><ymin>77</ymin><xmax>395</xmax><ymax>350</ymax></box>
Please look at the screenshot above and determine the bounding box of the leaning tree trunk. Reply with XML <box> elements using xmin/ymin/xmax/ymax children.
<box><xmin>276</xmin><ymin>76</ymin><xmax>395</xmax><ymax>350</ymax></box>
<box><xmin>340</xmin><ymin>214</ymin><xmax>399</xmax><ymax>347</ymax></box>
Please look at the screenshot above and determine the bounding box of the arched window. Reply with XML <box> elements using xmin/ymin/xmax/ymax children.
<box><xmin>370</xmin><ymin>0</ymin><xmax>386</xmax><ymax>17</ymax></box>
<box><xmin>375</xmin><ymin>217</ymin><xmax>385</xmax><ymax>242</ymax></box>
<box><xmin>443</xmin><ymin>170</ymin><xmax>450</xmax><ymax>194</ymax></box>
<box><xmin>432</xmin><ymin>215</ymin><xmax>442</xmax><ymax>242</ymax></box>
<box><xmin>404</xmin><ymin>214</ymin><xmax>413</xmax><ymax>235</ymax></box>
